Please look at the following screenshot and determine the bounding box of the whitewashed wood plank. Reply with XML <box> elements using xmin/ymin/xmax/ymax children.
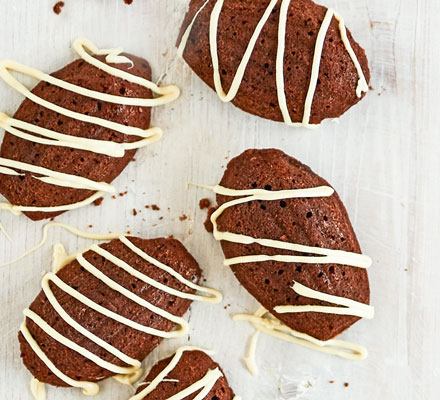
<box><xmin>0</xmin><ymin>0</ymin><xmax>439</xmax><ymax>399</ymax></box>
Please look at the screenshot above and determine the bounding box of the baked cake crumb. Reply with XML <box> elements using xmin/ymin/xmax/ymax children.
<box><xmin>199</xmin><ymin>198</ymin><xmax>211</xmax><ymax>209</ymax></box>
<box><xmin>151</xmin><ymin>204</ymin><xmax>160</xmax><ymax>211</ymax></box>
<box><xmin>179</xmin><ymin>214</ymin><xmax>187</xmax><ymax>221</ymax></box>
<box><xmin>93</xmin><ymin>197</ymin><xmax>104</xmax><ymax>207</ymax></box>
<box><xmin>53</xmin><ymin>1</ymin><xmax>64</xmax><ymax>14</ymax></box>
<box><xmin>132</xmin><ymin>209</ymin><xmax>137</xmax><ymax>216</ymax></box>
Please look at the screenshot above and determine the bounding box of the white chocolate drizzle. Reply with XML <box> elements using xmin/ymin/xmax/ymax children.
<box><xmin>129</xmin><ymin>346</ymin><xmax>240</xmax><ymax>400</ymax></box>
<box><xmin>0</xmin><ymin>38</ymin><xmax>180</xmax><ymax>215</ymax></box>
<box><xmin>0</xmin><ymin>222</ymin><xmax>12</xmax><ymax>242</ymax></box>
<box><xmin>195</xmin><ymin>183</ymin><xmax>373</xmax><ymax>368</ymax></box>
<box><xmin>30</xmin><ymin>378</ymin><xmax>46</xmax><ymax>400</ymax></box>
<box><xmin>235</xmin><ymin>306</ymin><xmax>367</xmax><ymax>375</ymax></box>
<box><xmin>178</xmin><ymin>0</ymin><xmax>368</xmax><ymax>127</ymax></box>
<box><xmin>1</xmin><ymin>221</ymin><xmax>122</xmax><ymax>268</ymax></box>
<box><xmin>274</xmin><ymin>281</ymin><xmax>374</xmax><ymax>319</ymax></box>
<box><xmin>17</xmin><ymin>223</ymin><xmax>222</xmax><ymax>398</ymax></box>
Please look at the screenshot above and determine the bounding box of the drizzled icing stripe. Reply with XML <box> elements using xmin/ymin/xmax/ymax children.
<box><xmin>209</xmin><ymin>0</ymin><xmax>278</xmax><ymax>102</ymax></box>
<box><xmin>234</xmin><ymin>307</ymin><xmax>367</xmax><ymax>364</ymax></box>
<box><xmin>196</xmin><ymin>183</ymin><xmax>372</xmax><ymax>269</ymax></box>
<box><xmin>0</xmin><ymin>222</ymin><xmax>12</xmax><ymax>242</ymax></box>
<box><xmin>0</xmin><ymin>38</ymin><xmax>179</xmax><ymax>215</ymax></box>
<box><xmin>274</xmin><ymin>281</ymin><xmax>374</xmax><ymax>319</ymax></box>
<box><xmin>129</xmin><ymin>346</ymin><xmax>240</xmax><ymax>400</ymax></box>
<box><xmin>18</xmin><ymin>224</ymin><xmax>222</xmax><ymax>398</ymax></box>
<box><xmin>195</xmin><ymin>183</ymin><xmax>373</xmax><ymax>368</ymax></box>
<box><xmin>178</xmin><ymin>0</ymin><xmax>368</xmax><ymax>127</ymax></box>
<box><xmin>1</xmin><ymin>221</ymin><xmax>121</xmax><ymax>268</ymax></box>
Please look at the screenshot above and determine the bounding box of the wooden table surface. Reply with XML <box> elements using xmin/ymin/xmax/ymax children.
<box><xmin>0</xmin><ymin>0</ymin><xmax>439</xmax><ymax>399</ymax></box>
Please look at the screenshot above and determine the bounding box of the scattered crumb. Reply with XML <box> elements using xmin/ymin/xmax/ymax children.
<box><xmin>123</xmin><ymin>0</ymin><xmax>133</xmax><ymax>4</ymax></box>
<box><xmin>93</xmin><ymin>197</ymin><xmax>104</xmax><ymax>207</ymax></box>
<box><xmin>127</xmin><ymin>231</ymin><xmax>131</xmax><ymax>235</ymax></box>
<box><xmin>224</xmin><ymin>304</ymin><xmax>231</xmax><ymax>310</ymax></box>
<box><xmin>188</xmin><ymin>229</ymin><xmax>193</xmax><ymax>235</ymax></box>
<box><xmin>204</xmin><ymin>207</ymin><xmax>216</xmax><ymax>233</ymax></box>
<box><xmin>159</xmin><ymin>216</ymin><xmax>163</xmax><ymax>220</ymax></box>
<box><xmin>344</xmin><ymin>382</ymin><xmax>349</xmax><ymax>387</ymax></box>
<box><xmin>88</xmin><ymin>225</ymin><xmax>93</xmax><ymax>228</ymax></box>
<box><xmin>145</xmin><ymin>205</ymin><xmax>149</xmax><ymax>209</ymax></box>
<box><xmin>119</xmin><ymin>191</ymin><xmax>128</xmax><ymax>197</ymax></box>
<box><xmin>329</xmin><ymin>380</ymin><xmax>334</xmax><ymax>384</ymax></box>
<box><xmin>179</xmin><ymin>214</ymin><xmax>187</xmax><ymax>221</ymax></box>
<box><xmin>50</xmin><ymin>217</ymin><xmax>55</xmax><ymax>222</ymax></box>
<box><xmin>132</xmin><ymin>209</ymin><xmax>137</xmax><ymax>216</ymax></box>
<box><xmin>151</xmin><ymin>204</ymin><xmax>160</xmax><ymax>211</ymax></box>
<box><xmin>168</xmin><ymin>235</ymin><xmax>174</xmax><ymax>239</ymax></box>
<box><xmin>199</xmin><ymin>198</ymin><xmax>211</xmax><ymax>210</ymax></box>
<box><xmin>112</xmin><ymin>195</ymin><xmax>117</xmax><ymax>199</ymax></box>
<box><xmin>53</xmin><ymin>1</ymin><xmax>64</xmax><ymax>14</ymax></box>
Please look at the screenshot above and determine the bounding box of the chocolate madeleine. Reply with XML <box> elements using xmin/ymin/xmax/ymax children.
<box><xmin>0</xmin><ymin>38</ymin><xmax>179</xmax><ymax>221</ymax></box>
<box><xmin>177</xmin><ymin>0</ymin><xmax>370</xmax><ymax>127</ymax></box>
<box><xmin>19</xmin><ymin>235</ymin><xmax>221</xmax><ymax>395</ymax></box>
<box><xmin>205</xmin><ymin>149</ymin><xmax>372</xmax><ymax>342</ymax></box>
<box><xmin>132</xmin><ymin>347</ymin><xmax>236</xmax><ymax>400</ymax></box>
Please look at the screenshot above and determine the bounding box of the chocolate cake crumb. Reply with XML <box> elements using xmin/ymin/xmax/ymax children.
<box><xmin>179</xmin><ymin>214</ymin><xmax>187</xmax><ymax>221</ymax></box>
<box><xmin>199</xmin><ymin>198</ymin><xmax>211</xmax><ymax>210</ymax></box>
<box><xmin>88</xmin><ymin>225</ymin><xmax>93</xmax><ymax>228</ymax></box>
<box><xmin>151</xmin><ymin>204</ymin><xmax>160</xmax><ymax>211</ymax></box>
<box><xmin>124</xmin><ymin>0</ymin><xmax>133</xmax><ymax>4</ymax></box>
<box><xmin>119</xmin><ymin>191</ymin><xmax>128</xmax><ymax>197</ymax></box>
<box><xmin>344</xmin><ymin>382</ymin><xmax>349</xmax><ymax>387</ymax></box>
<box><xmin>53</xmin><ymin>1</ymin><xmax>64</xmax><ymax>14</ymax></box>
<box><xmin>132</xmin><ymin>208</ymin><xmax>137</xmax><ymax>216</ymax></box>
<box><xmin>93</xmin><ymin>197</ymin><xmax>104</xmax><ymax>207</ymax></box>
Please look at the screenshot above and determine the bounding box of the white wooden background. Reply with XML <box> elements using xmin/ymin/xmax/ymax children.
<box><xmin>0</xmin><ymin>0</ymin><xmax>439</xmax><ymax>399</ymax></box>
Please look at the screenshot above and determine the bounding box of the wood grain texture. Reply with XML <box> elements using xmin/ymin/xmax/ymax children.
<box><xmin>0</xmin><ymin>0</ymin><xmax>439</xmax><ymax>399</ymax></box>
